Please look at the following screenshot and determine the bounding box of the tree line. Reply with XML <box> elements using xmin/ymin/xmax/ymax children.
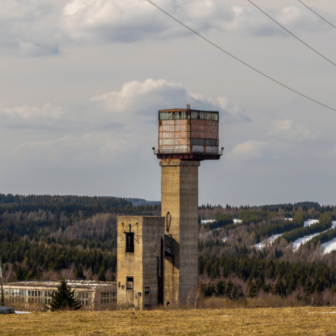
<box><xmin>251</xmin><ymin>213</ymin><xmax>307</xmax><ymax>243</ymax></box>
<box><xmin>276</xmin><ymin>213</ymin><xmax>332</xmax><ymax>245</ymax></box>
<box><xmin>0</xmin><ymin>231</ymin><xmax>116</xmax><ymax>281</ymax></box>
<box><xmin>199</xmin><ymin>252</ymin><xmax>336</xmax><ymax>299</ymax></box>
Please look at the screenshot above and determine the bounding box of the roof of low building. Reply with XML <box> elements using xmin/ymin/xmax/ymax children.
<box><xmin>3</xmin><ymin>280</ymin><xmax>116</xmax><ymax>290</ymax></box>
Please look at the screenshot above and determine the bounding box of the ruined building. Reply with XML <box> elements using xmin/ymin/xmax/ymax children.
<box><xmin>117</xmin><ymin>108</ymin><xmax>222</xmax><ymax>309</ymax></box>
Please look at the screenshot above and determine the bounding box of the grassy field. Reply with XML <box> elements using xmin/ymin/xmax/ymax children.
<box><xmin>2</xmin><ymin>307</ymin><xmax>336</xmax><ymax>335</ymax></box>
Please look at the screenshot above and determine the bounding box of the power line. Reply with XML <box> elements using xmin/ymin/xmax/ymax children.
<box><xmin>298</xmin><ymin>0</ymin><xmax>336</xmax><ymax>29</ymax></box>
<box><xmin>146</xmin><ymin>0</ymin><xmax>336</xmax><ymax>112</ymax></box>
<box><xmin>248</xmin><ymin>0</ymin><xmax>336</xmax><ymax>67</ymax></box>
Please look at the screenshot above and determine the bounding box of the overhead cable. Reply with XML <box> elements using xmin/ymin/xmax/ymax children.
<box><xmin>298</xmin><ymin>0</ymin><xmax>336</xmax><ymax>29</ymax></box>
<box><xmin>146</xmin><ymin>0</ymin><xmax>336</xmax><ymax>112</ymax></box>
<box><xmin>248</xmin><ymin>0</ymin><xmax>336</xmax><ymax>67</ymax></box>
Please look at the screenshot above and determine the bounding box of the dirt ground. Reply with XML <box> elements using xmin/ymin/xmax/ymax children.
<box><xmin>1</xmin><ymin>307</ymin><xmax>336</xmax><ymax>335</ymax></box>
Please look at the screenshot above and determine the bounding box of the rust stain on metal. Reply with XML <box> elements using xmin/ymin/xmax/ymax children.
<box><xmin>162</xmin><ymin>120</ymin><xmax>175</xmax><ymax>126</ymax></box>
<box><xmin>159</xmin><ymin>108</ymin><xmax>190</xmax><ymax>112</ymax></box>
<box><xmin>205</xmin><ymin>132</ymin><xmax>218</xmax><ymax>140</ymax></box>
<box><xmin>191</xmin><ymin>124</ymin><xmax>204</xmax><ymax>132</ymax></box>
<box><xmin>191</xmin><ymin>120</ymin><xmax>205</xmax><ymax>126</ymax></box>
<box><xmin>204</xmin><ymin>120</ymin><xmax>218</xmax><ymax>127</ymax></box>
<box><xmin>174</xmin><ymin>139</ymin><xmax>189</xmax><ymax>145</ymax></box>
<box><xmin>162</xmin><ymin>139</ymin><xmax>174</xmax><ymax>146</ymax></box>
<box><xmin>163</xmin><ymin>126</ymin><xmax>175</xmax><ymax>132</ymax></box>
<box><xmin>205</xmin><ymin>125</ymin><xmax>218</xmax><ymax>133</ymax></box>
<box><xmin>174</xmin><ymin>131</ymin><xmax>189</xmax><ymax>138</ymax></box>
<box><xmin>175</xmin><ymin>125</ymin><xmax>189</xmax><ymax>132</ymax></box>
<box><xmin>191</xmin><ymin>131</ymin><xmax>205</xmax><ymax>138</ymax></box>
<box><xmin>162</xmin><ymin>132</ymin><xmax>175</xmax><ymax>139</ymax></box>
<box><xmin>177</xmin><ymin>120</ymin><xmax>189</xmax><ymax>125</ymax></box>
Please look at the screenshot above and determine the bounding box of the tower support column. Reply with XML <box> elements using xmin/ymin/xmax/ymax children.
<box><xmin>160</xmin><ymin>159</ymin><xmax>200</xmax><ymax>306</ymax></box>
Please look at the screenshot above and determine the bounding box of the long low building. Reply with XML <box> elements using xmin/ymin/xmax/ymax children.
<box><xmin>2</xmin><ymin>280</ymin><xmax>117</xmax><ymax>310</ymax></box>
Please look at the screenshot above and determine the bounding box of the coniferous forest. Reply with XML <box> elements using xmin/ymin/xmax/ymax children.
<box><xmin>2</xmin><ymin>195</ymin><xmax>336</xmax><ymax>305</ymax></box>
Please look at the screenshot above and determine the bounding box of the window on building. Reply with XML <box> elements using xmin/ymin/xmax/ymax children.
<box><xmin>191</xmin><ymin>111</ymin><xmax>198</xmax><ymax>119</ymax></box>
<box><xmin>101</xmin><ymin>292</ymin><xmax>110</xmax><ymax>304</ymax></box>
<box><xmin>191</xmin><ymin>138</ymin><xmax>204</xmax><ymax>146</ymax></box>
<box><xmin>11</xmin><ymin>289</ymin><xmax>19</xmax><ymax>296</ymax></box>
<box><xmin>125</xmin><ymin>232</ymin><xmax>134</xmax><ymax>253</ymax></box>
<box><xmin>174</xmin><ymin>111</ymin><xmax>187</xmax><ymax>120</ymax></box>
<box><xmin>126</xmin><ymin>277</ymin><xmax>133</xmax><ymax>290</ymax></box>
<box><xmin>190</xmin><ymin>111</ymin><xmax>218</xmax><ymax>120</ymax></box>
<box><xmin>159</xmin><ymin>112</ymin><xmax>173</xmax><ymax>120</ymax></box>
<box><xmin>145</xmin><ymin>287</ymin><xmax>150</xmax><ymax>295</ymax></box>
<box><xmin>204</xmin><ymin>139</ymin><xmax>218</xmax><ymax>147</ymax></box>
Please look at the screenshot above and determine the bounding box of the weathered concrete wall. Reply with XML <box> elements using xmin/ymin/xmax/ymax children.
<box><xmin>160</xmin><ymin>159</ymin><xmax>200</xmax><ymax>306</ymax></box>
<box><xmin>142</xmin><ymin>217</ymin><xmax>165</xmax><ymax>308</ymax></box>
<box><xmin>117</xmin><ymin>216</ymin><xmax>165</xmax><ymax>310</ymax></box>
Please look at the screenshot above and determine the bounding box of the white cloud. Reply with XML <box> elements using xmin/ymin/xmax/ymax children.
<box><xmin>0</xmin><ymin>0</ymin><xmax>62</xmax><ymax>56</ymax></box>
<box><xmin>93</xmin><ymin>78</ymin><xmax>251</xmax><ymax>124</ymax></box>
<box><xmin>0</xmin><ymin>103</ymin><xmax>65</xmax><ymax>129</ymax></box>
<box><xmin>0</xmin><ymin>0</ymin><xmax>333</xmax><ymax>56</ymax></box>
<box><xmin>2</xmin><ymin>103</ymin><xmax>62</xmax><ymax>119</ymax></box>
<box><xmin>228</xmin><ymin>120</ymin><xmax>320</xmax><ymax>163</ymax></box>
<box><xmin>12</xmin><ymin>133</ymin><xmax>129</xmax><ymax>166</ymax></box>
<box><xmin>270</xmin><ymin>119</ymin><xmax>312</xmax><ymax>141</ymax></box>
<box><xmin>62</xmin><ymin>1</ymin><xmax>332</xmax><ymax>44</ymax></box>
<box><xmin>230</xmin><ymin>140</ymin><xmax>268</xmax><ymax>159</ymax></box>
<box><xmin>0</xmin><ymin>78</ymin><xmax>249</xmax><ymax>129</ymax></box>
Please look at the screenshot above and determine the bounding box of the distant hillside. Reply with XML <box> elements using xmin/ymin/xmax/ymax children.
<box><xmin>124</xmin><ymin>198</ymin><xmax>161</xmax><ymax>206</ymax></box>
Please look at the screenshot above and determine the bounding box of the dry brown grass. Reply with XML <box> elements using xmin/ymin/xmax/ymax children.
<box><xmin>2</xmin><ymin>307</ymin><xmax>336</xmax><ymax>335</ymax></box>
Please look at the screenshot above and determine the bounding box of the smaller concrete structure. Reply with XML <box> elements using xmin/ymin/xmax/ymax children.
<box><xmin>3</xmin><ymin>280</ymin><xmax>117</xmax><ymax>310</ymax></box>
<box><xmin>117</xmin><ymin>216</ymin><xmax>165</xmax><ymax>310</ymax></box>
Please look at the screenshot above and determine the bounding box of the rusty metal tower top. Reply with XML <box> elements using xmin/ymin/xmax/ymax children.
<box><xmin>153</xmin><ymin>107</ymin><xmax>223</xmax><ymax>161</ymax></box>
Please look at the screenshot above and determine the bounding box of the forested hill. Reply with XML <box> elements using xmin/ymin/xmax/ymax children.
<box><xmin>0</xmin><ymin>193</ymin><xmax>161</xmax><ymax>283</ymax></box>
<box><xmin>2</xmin><ymin>194</ymin><xmax>336</xmax><ymax>305</ymax></box>
<box><xmin>0</xmin><ymin>194</ymin><xmax>132</xmax><ymax>215</ymax></box>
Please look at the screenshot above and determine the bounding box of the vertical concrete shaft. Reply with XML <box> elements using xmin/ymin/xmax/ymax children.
<box><xmin>160</xmin><ymin>159</ymin><xmax>200</xmax><ymax>305</ymax></box>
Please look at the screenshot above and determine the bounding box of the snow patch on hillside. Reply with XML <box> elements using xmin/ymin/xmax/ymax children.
<box><xmin>304</xmin><ymin>219</ymin><xmax>319</xmax><ymax>227</ymax></box>
<box><xmin>322</xmin><ymin>238</ymin><xmax>336</xmax><ymax>254</ymax></box>
<box><xmin>293</xmin><ymin>221</ymin><xmax>336</xmax><ymax>250</ymax></box>
<box><xmin>320</xmin><ymin>222</ymin><xmax>336</xmax><ymax>254</ymax></box>
<box><xmin>255</xmin><ymin>234</ymin><xmax>282</xmax><ymax>249</ymax></box>
<box><xmin>292</xmin><ymin>233</ymin><xmax>322</xmax><ymax>249</ymax></box>
<box><xmin>255</xmin><ymin>219</ymin><xmax>324</xmax><ymax>250</ymax></box>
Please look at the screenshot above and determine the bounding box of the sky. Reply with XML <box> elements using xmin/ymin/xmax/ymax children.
<box><xmin>1</xmin><ymin>0</ymin><xmax>336</xmax><ymax>206</ymax></box>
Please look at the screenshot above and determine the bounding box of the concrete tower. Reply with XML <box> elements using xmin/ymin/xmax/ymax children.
<box><xmin>154</xmin><ymin>107</ymin><xmax>223</xmax><ymax>306</ymax></box>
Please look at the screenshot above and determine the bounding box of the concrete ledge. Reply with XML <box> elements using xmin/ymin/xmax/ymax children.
<box><xmin>0</xmin><ymin>306</ymin><xmax>15</xmax><ymax>314</ymax></box>
<box><xmin>160</xmin><ymin>159</ymin><xmax>200</xmax><ymax>167</ymax></box>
